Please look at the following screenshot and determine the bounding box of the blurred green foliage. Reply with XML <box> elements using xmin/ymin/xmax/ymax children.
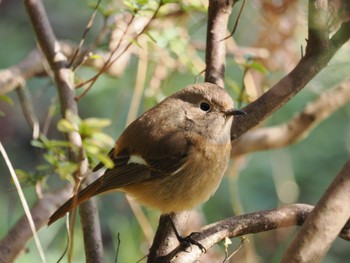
<box><xmin>0</xmin><ymin>0</ymin><xmax>349</xmax><ymax>263</ymax></box>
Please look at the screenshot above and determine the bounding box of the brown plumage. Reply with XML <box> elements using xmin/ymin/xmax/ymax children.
<box><xmin>48</xmin><ymin>83</ymin><xmax>244</xmax><ymax>225</ymax></box>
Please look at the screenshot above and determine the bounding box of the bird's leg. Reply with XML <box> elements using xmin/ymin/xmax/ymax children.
<box><xmin>168</xmin><ymin>214</ymin><xmax>206</xmax><ymax>253</ymax></box>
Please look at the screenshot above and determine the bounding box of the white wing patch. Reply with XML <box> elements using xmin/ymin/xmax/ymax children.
<box><xmin>170</xmin><ymin>163</ymin><xmax>186</xmax><ymax>176</ymax></box>
<box><xmin>128</xmin><ymin>155</ymin><xmax>148</xmax><ymax>165</ymax></box>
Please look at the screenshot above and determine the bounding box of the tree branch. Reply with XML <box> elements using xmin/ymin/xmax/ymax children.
<box><xmin>0</xmin><ymin>187</ymin><xmax>72</xmax><ymax>263</ymax></box>
<box><xmin>0</xmin><ymin>42</ymin><xmax>131</xmax><ymax>96</ymax></box>
<box><xmin>149</xmin><ymin>0</ymin><xmax>238</xmax><ymax>260</ymax></box>
<box><xmin>231</xmin><ymin>16</ymin><xmax>350</xmax><ymax>141</ymax></box>
<box><xmin>204</xmin><ymin>0</ymin><xmax>235</xmax><ymax>87</ymax></box>
<box><xmin>281</xmin><ymin>159</ymin><xmax>350</xmax><ymax>263</ymax></box>
<box><xmin>231</xmin><ymin>77</ymin><xmax>350</xmax><ymax>156</ymax></box>
<box><xmin>23</xmin><ymin>0</ymin><xmax>103</xmax><ymax>262</ymax></box>
<box><xmin>149</xmin><ymin>204</ymin><xmax>350</xmax><ymax>263</ymax></box>
<box><xmin>147</xmin><ymin>213</ymin><xmax>188</xmax><ymax>263</ymax></box>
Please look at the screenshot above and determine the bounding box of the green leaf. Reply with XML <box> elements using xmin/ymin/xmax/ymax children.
<box><xmin>130</xmin><ymin>38</ymin><xmax>143</xmax><ymax>49</ymax></box>
<box><xmin>44</xmin><ymin>153</ymin><xmax>57</xmax><ymax>166</ymax></box>
<box><xmin>82</xmin><ymin>118</ymin><xmax>111</xmax><ymax>129</ymax></box>
<box><xmin>79</xmin><ymin>118</ymin><xmax>111</xmax><ymax>137</ymax></box>
<box><xmin>57</xmin><ymin>119</ymin><xmax>77</xmax><ymax>133</ymax></box>
<box><xmin>89</xmin><ymin>53</ymin><xmax>102</xmax><ymax>60</ymax></box>
<box><xmin>83</xmin><ymin>141</ymin><xmax>101</xmax><ymax>155</ymax></box>
<box><xmin>145</xmin><ymin>32</ymin><xmax>157</xmax><ymax>44</ymax></box>
<box><xmin>31</xmin><ymin>139</ymin><xmax>45</xmax><ymax>148</ymax></box>
<box><xmin>65</xmin><ymin>110</ymin><xmax>81</xmax><ymax>127</ymax></box>
<box><xmin>38</xmin><ymin>135</ymin><xmax>50</xmax><ymax>147</ymax></box>
<box><xmin>36</xmin><ymin>164</ymin><xmax>51</xmax><ymax>171</ymax></box>
<box><xmin>0</xmin><ymin>95</ymin><xmax>14</xmax><ymax>106</ymax></box>
<box><xmin>15</xmin><ymin>169</ymin><xmax>30</xmax><ymax>181</ymax></box>
<box><xmin>46</xmin><ymin>140</ymin><xmax>71</xmax><ymax>148</ymax></box>
<box><xmin>91</xmin><ymin>132</ymin><xmax>115</xmax><ymax>147</ymax></box>
<box><xmin>248</xmin><ymin>61</ymin><xmax>269</xmax><ymax>74</ymax></box>
<box><xmin>55</xmin><ymin>162</ymin><xmax>78</xmax><ymax>179</ymax></box>
<box><xmin>95</xmin><ymin>153</ymin><xmax>114</xmax><ymax>169</ymax></box>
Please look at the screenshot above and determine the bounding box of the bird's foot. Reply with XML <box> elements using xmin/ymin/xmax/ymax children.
<box><xmin>176</xmin><ymin>232</ymin><xmax>206</xmax><ymax>253</ymax></box>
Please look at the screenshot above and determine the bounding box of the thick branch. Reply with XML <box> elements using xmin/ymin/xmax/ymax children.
<box><xmin>281</xmin><ymin>159</ymin><xmax>350</xmax><ymax>263</ymax></box>
<box><xmin>231</xmin><ymin>77</ymin><xmax>350</xmax><ymax>156</ymax></box>
<box><xmin>307</xmin><ymin>0</ymin><xmax>330</xmax><ymax>55</ymax></box>
<box><xmin>205</xmin><ymin>0</ymin><xmax>234</xmax><ymax>87</ymax></box>
<box><xmin>147</xmin><ymin>213</ymin><xmax>188</xmax><ymax>263</ymax></box>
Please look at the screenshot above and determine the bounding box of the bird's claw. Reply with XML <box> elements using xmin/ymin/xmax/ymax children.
<box><xmin>177</xmin><ymin>232</ymin><xmax>206</xmax><ymax>253</ymax></box>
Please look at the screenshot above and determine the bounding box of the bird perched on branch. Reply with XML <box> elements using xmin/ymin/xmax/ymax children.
<box><xmin>48</xmin><ymin>82</ymin><xmax>245</xmax><ymax>248</ymax></box>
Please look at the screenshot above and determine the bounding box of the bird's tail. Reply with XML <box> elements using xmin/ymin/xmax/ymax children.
<box><xmin>48</xmin><ymin>179</ymin><xmax>102</xmax><ymax>225</ymax></box>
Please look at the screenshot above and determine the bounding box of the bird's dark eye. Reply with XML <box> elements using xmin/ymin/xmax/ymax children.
<box><xmin>200</xmin><ymin>102</ymin><xmax>211</xmax><ymax>112</ymax></box>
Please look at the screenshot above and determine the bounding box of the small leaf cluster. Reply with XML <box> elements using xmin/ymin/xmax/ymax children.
<box><xmin>19</xmin><ymin>112</ymin><xmax>114</xmax><ymax>186</ymax></box>
<box><xmin>57</xmin><ymin>111</ymin><xmax>115</xmax><ymax>170</ymax></box>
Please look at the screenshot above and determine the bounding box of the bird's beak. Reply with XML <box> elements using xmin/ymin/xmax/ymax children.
<box><xmin>225</xmin><ymin>108</ymin><xmax>246</xmax><ymax>116</ymax></box>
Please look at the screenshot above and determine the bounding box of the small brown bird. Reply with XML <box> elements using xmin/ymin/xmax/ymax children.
<box><xmin>48</xmin><ymin>83</ymin><xmax>245</xmax><ymax>228</ymax></box>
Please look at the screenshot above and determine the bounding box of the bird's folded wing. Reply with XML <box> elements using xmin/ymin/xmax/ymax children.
<box><xmin>91</xmin><ymin>162</ymin><xmax>151</xmax><ymax>195</ymax></box>
<box><xmin>93</xmin><ymin>152</ymin><xmax>189</xmax><ymax>195</ymax></box>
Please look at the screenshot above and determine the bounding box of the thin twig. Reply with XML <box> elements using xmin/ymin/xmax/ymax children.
<box><xmin>222</xmin><ymin>0</ymin><xmax>246</xmax><ymax>41</ymax></box>
<box><xmin>74</xmin><ymin>14</ymin><xmax>136</xmax><ymax>99</ymax></box>
<box><xmin>194</xmin><ymin>69</ymin><xmax>206</xmax><ymax>83</ymax></box>
<box><xmin>75</xmin><ymin>1</ymin><xmax>163</xmax><ymax>101</ymax></box>
<box><xmin>16</xmin><ymin>83</ymin><xmax>40</xmax><ymax>139</ymax></box>
<box><xmin>70</xmin><ymin>0</ymin><xmax>103</xmax><ymax>69</ymax></box>
<box><xmin>0</xmin><ymin>142</ymin><xmax>47</xmax><ymax>263</ymax></box>
<box><xmin>56</xmin><ymin>216</ymin><xmax>70</xmax><ymax>263</ymax></box>
<box><xmin>114</xmin><ymin>233</ymin><xmax>121</xmax><ymax>263</ymax></box>
<box><xmin>223</xmin><ymin>237</ymin><xmax>246</xmax><ymax>263</ymax></box>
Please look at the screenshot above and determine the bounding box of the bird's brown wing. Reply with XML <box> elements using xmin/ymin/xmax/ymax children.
<box><xmin>92</xmin><ymin>147</ymin><xmax>189</xmax><ymax>194</ymax></box>
<box><xmin>48</xmin><ymin>162</ymin><xmax>151</xmax><ymax>225</ymax></box>
<box><xmin>48</xmin><ymin>147</ymin><xmax>189</xmax><ymax>225</ymax></box>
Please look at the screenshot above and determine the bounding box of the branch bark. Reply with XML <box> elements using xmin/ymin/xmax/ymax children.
<box><xmin>281</xmin><ymin>159</ymin><xmax>350</xmax><ymax>263</ymax></box>
<box><xmin>204</xmin><ymin>0</ymin><xmax>234</xmax><ymax>87</ymax></box>
<box><xmin>147</xmin><ymin>213</ymin><xmax>189</xmax><ymax>263</ymax></box>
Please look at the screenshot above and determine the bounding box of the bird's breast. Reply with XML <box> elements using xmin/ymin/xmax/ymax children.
<box><xmin>123</xmin><ymin>136</ymin><xmax>231</xmax><ymax>213</ymax></box>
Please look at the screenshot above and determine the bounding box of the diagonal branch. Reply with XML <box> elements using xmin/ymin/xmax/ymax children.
<box><xmin>231</xmin><ymin>77</ymin><xmax>350</xmax><ymax>156</ymax></box>
<box><xmin>281</xmin><ymin>159</ymin><xmax>350</xmax><ymax>263</ymax></box>
<box><xmin>231</xmin><ymin>18</ymin><xmax>350</xmax><ymax>141</ymax></box>
<box><xmin>0</xmin><ymin>187</ymin><xmax>72</xmax><ymax>263</ymax></box>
